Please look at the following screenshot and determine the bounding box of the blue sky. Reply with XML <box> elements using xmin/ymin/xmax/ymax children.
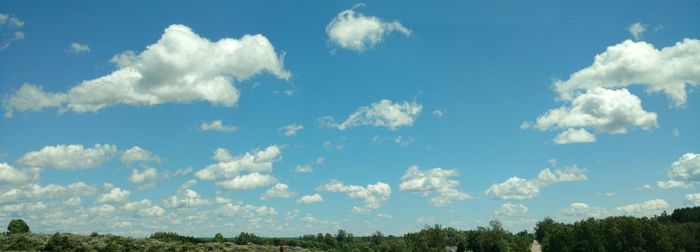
<box><xmin>1</xmin><ymin>0</ymin><xmax>699</xmax><ymax>237</ymax></box>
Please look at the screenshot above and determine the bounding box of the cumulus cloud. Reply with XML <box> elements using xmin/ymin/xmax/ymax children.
<box><xmin>129</xmin><ymin>168</ymin><xmax>158</xmax><ymax>190</ymax></box>
<box><xmin>399</xmin><ymin>165</ymin><xmax>471</xmax><ymax>206</ymax></box>
<box><xmin>0</xmin><ymin>14</ymin><xmax>24</xmax><ymax>28</ymax></box>
<box><xmin>628</xmin><ymin>22</ymin><xmax>646</xmax><ymax>40</ymax></box>
<box><xmin>217</xmin><ymin>202</ymin><xmax>277</xmax><ymax>218</ymax></box>
<box><xmin>122</xmin><ymin>199</ymin><xmax>165</xmax><ymax>217</ymax></box>
<box><xmin>17</xmin><ymin>144</ymin><xmax>118</xmax><ymax>169</ymax></box>
<box><xmin>318</xmin><ymin>180</ymin><xmax>391</xmax><ymax>213</ymax></box>
<box><xmin>0</xmin><ymin>162</ymin><xmax>34</xmax><ymax>184</ymax></box>
<box><xmin>297</xmin><ymin>194</ymin><xmax>324</xmax><ymax>204</ymax></box>
<box><xmin>97</xmin><ymin>187</ymin><xmax>131</xmax><ymax>204</ymax></box>
<box><xmin>120</xmin><ymin>146</ymin><xmax>160</xmax><ymax>164</ymax></box>
<box><xmin>0</xmin><ymin>182</ymin><xmax>96</xmax><ymax>204</ymax></box>
<box><xmin>201</xmin><ymin>120</ymin><xmax>238</xmax><ymax>132</ymax></box>
<box><xmin>3</xmin><ymin>24</ymin><xmax>290</xmax><ymax>117</ymax></box>
<box><xmin>657</xmin><ymin>152</ymin><xmax>700</xmax><ymax>189</ymax></box>
<box><xmin>552</xmin><ymin>39</ymin><xmax>700</xmax><ymax>106</ymax></box>
<box><xmin>495</xmin><ymin>203</ymin><xmax>528</xmax><ymax>217</ymax></box>
<box><xmin>319</xmin><ymin>99</ymin><xmax>422</xmax><ymax>130</ymax></box>
<box><xmin>163</xmin><ymin>180</ymin><xmax>208</xmax><ymax>208</ymax></box>
<box><xmin>326</xmin><ymin>5</ymin><xmax>410</xmax><ymax>52</ymax></box>
<box><xmin>216</xmin><ymin>173</ymin><xmax>278</xmax><ymax>190</ymax></box>
<box><xmin>615</xmin><ymin>199</ymin><xmax>668</xmax><ymax>216</ymax></box>
<box><xmin>261</xmin><ymin>183</ymin><xmax>296</xmax><ymax>200</ymax></box>
<box><xmin>686</xmin><ymin>193</ymin><xmax>700</xmax><ymax>206</ymax></box>
<box><xmin>281</xmin><ymin>123</ymin><xmax>303</xmax><ymax>136</ymax></box>
<box><xmin>486</xmin><ymin>166</ymin><xmax>587</xmax><ymax>200</ymax></box>
<box><xmin>195</xmin><ymin>145</ymin><xmax>281</xmax><ymax>190</ymax></box>
<box><xmin>68</xmin><ymin>42</ymin><xmax>90</xmax><ymax>54</ymax></box>
<box><xmin>523</xmin><ymin>87</ymin><xmax>657</xmax><ymax>143</ymax></box>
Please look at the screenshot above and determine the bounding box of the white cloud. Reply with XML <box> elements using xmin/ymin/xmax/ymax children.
<box><xmin>553</xmin><ymin>128</ymin><xmax>596</xmax><ymax>144</ymax></box>
<box><xmin>1</xmin><ymin>31</ymin><xmax>24</xmax><ymax>50</ymax></box>
<box><xmin>524</xmin><ymin>88</ymin><xmax>657</xmax><ymax>143</ymax></box>
<box><xmin>615</xmin><ymin>199</ymin><xmax>668</xmax><ymax>216</ymax></box>
<box><xmin>399</xmin><ymin>165</ymin><xmax>471</xmax><ymax>206</ymax></box>
<box><xmin>628</xmin><ymin>22</ymin><xmax>646</xmax><ymax>40</ymax></box>
<box><xmin>432</xmin><ymin>109</ymin><xmax>447</xmax><ymax>118</ymax></box>
<box><xmin>217</xmin><ymin>202</ymin><xmax>277</xmax><ymax>218</ymax></box>
<box><xmin>17</xmin><ymin>144</ymin><xmax>117</xmax><ymax>169</ymax></box>
<box><xmin>686</xmin><ymin>193</ymin><xmax>700</xmax><ymax>206</ymax></box>
<box><xmin>0</xmin><ymin>162</ymin><xmax>33</xmax><ymax>184</ymax></box>
<box><xmin>552</xmin><ymin>39</ymin><xmax>700</xmax><ymax>106</ymax></box>
<box><xmin>121</xmin><ymin>146</ymin><xmax>160</xmax><ymax>164</ymax></box>
<box><xmin>215</xmin><ymin>173</ymin><xmax>277</xmax><ymax>190</ymax></box>
<box><xmin>97</xmin><ymin>187</ymin><xmax>130</xmax><ymax>204</ymax></box>
<box><xmin>297</xmin><ymin>194</ymin><xmax>324</xmax><ymax>204</ymax></box>
<box><xmin>657</xmin><ymin>153</ymin><xmax>700</xmax><ymax>189</ymax></box>
<box><xmin>201</xmin><ymin>120</ymin><xmax>238</xmax><ymax>132</ymax></box>
<box><xmin>486</xmin><ymin>166</ymin><xmax>587</xmax><ymax>200</ymax></box>
<box><xmin>163</xmin><ymin>181</ymin><xmax>208</xmax><ymax>209</ymax></box>
<box><xmin>318</xmin><ymin>180</ymin><xmax>391</xmax><ymax>213</ymax></box>
<box><xmin>281</xmin><ymin>123</ymin><xmax>303</xmax><ymax>136</ymax></box>
<box><xmin>326</xmin><ymin>5</ymin><xmax>410</xmax><ymax>52</ymax></box>
<box><xmin>261</xmin><ymin>183</ymin><xmax>296</xmax><ymax>200</ymax></box>
<box><xmin>0</xmin><ymin>182</ymin><xmax>95</xmax><ymax>204</ymax></box>
<box><xmin>123</xmin><ymin>199</ymin><xmax>165</xmax><ymax>217</ymax></box>
<box><xmin>89</xmin><ymin>204</ymin><xmax>116</xmax><ymax>216</ymax></box>
<box><xmin>0</xmin><ymin>14</ymin><xmax>24</xmax><ymax>28</ymax></box>
<box><xmin>129</xmin><ymin>168</ymin><xmax>158</xmax><ymax>190</ymax></box>
<box><xmin>195</xmin><ymin>145</ymin><xmax>281</xmax><ymax>181</ymax></box>
<box><xmin>68</xmin><ymin>42</ymin><xmax>90</xmax><ymax>54</ymax></box>
<box><xmin>319</xmin><ymin>99</ymin><xmax>422</xmax><ymax>130</ymax></box>
<box><xmin>3</xmin><ymin>24</ymin><xmax>290</xmax><ymax>117</ymax></box>
<box><xmin>495</xmin><ymin>203</ymin><xmax>528</xmax><ymax>217</ymax></box>
<box><xmin>293</xmin><ymin>164</ymin><xmax>313</xmax><ymax>173</ymax></box>
<box><xmin>558</xmin><ymin>202</ymin><xmax>608</xmax><ymax>221</ymax></box>
<box><xmin>63</xmin><ymin>197</ymin><xmax>81</xmax><ymax>206</ymax></box>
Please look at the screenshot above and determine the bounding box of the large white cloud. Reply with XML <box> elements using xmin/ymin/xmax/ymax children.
<box><xmin>0</xmin><ymin>182</ymin><xmax>96</xmax><ymax>204</ymax></box>
<box><xmin>657</xmin><ymin>153</ymin><xmax>700</xmax><ymax>189</ymax></box>
<box><xmin>195</xmin><ymin>145</ymin><xmax>281</xmax><ymax>190</ymax></box>
<box><xmin>162</xmin><ymin>180</ymin><xmax>209</xmax><ymax>209</ymax></box>
<box><xmin>553</xmin><ymin>39</ymin><xmax>700</xmax><ymax>107</ymax></box>
<box><xmin>129</xmin><ymin>168</ymin><xmax>158</xmax><ymax>190</ymax></box>
<box><xmin>17</xmin><ymin>144</ymin><xmax>118</xmax><ymax>169</ymax></box>
<box><xmin>486</xmin><ymin>166</ymin><xmax>587</xmax><ymax>200</ymax></box>
<box><xmin>686</xmin><ymin>193</ymin><xmax>700</xmax><ymax>206</ymax></box>
<box><xmin>523</xmin><ymin>87</ymin><xmax>657</xmax><ymax>144</ymax></box>
<box><xmin>3</xmin><ymin>24</ymin><xmax>290</xmax><ymax>117</ymax></box>
<box><xmin>326</xmin><ymin>5</ymin><xmax>411</xmax><ymax>52</ymax></box>
<box><xmin>317</xmin><ymin>180</ymin><xmax>391</xmax><ymax>213</ymax></box>
<box><xmin>495</xmin><ymin>203</ymin><xmax>528</xmax><ymax>217</ymax></box>
<box><xmin>319</xmin><ymin>99</ymin><xmax>422</xmax><ymax>130</ymax></box>
<box><xmin>557</xmin><ymin>202</ymin><xmax>608</xmax><ymax>222</ymax></box>
<box><xmin>399</xmin><ymin>165</ymin><xmax>471</xmax><ymax>206</ymax></box>
<box><xmin>615</xmin><ymin>199</ymin><xmax>668</xmax><ymax>217</ymax></box>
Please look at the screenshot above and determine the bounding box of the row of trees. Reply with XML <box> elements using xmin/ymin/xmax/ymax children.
<box><xmin>535</xmin><ymin>206</ymin><xmax>700</xmax><ymax>251</ymax></box>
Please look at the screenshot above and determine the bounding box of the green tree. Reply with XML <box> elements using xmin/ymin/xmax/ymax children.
<box><xmin>7</xmin><ymin>219</ymin><xmax>30</xmax><ymax>234</ymax></box>
<box><xmin>213</xmin><ymin>233</ymin><xmax>225</xmax><ymax>243</ymax></box>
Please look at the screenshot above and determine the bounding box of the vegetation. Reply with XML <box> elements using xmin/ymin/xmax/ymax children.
<box><xmin>535</xmin><ymin>206</ymin><xmax>700</xmax><ymax>251</ymax></box>
<box><xmin>2</xmin><ymin>206</ymin><xmax>699</xmax><ymax>252</ymax></box>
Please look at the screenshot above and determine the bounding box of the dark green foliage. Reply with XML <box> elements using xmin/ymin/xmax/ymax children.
<box><xmin>535</xmin><ymin>206</ymin><xmax>700</xmax><ymax>252</ymax></box>
<box><xmin>7</xmin><ymin>219</ymin><xmax>30</xmax><ymax>234</ymax></box>
<box><xmin>235</xmin><ymin>231</ymin><xmax>260</xmax><ymax>245</ymax></box>
<box><xmin>148</xmin><ymin>231</ymin><xmax>200</xmax><ymax>243</ymax></box>
<box><xmin>213</xmin><ymin>232</ymin><xmax>225</xmax><ymax>243</ymax></box>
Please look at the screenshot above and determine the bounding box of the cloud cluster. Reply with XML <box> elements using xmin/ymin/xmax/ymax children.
<box><xmin>318</xmin><ymin>180</ymin><xmax>391</xmax><ymax>213</ymax></box>
<box><xmin>3</xmin><ymin>24</ymin><xmax>290</xmax><ymax>117</ymax></box>
<box><xmin>326</xmin><ymin>5</ymin><xmax>411</xmax><ymax>52</ymax></box>
<box><xmin>399</xmin><ymin>165</ymin><xmax>471</xmax><ymax>206</ymax></box>
<box><xmin>319</xmin><ymin>99</ymin><xmax>422</xmax><ymax>130</ymax></box>
<box><xmin>195</xmin><ymin>145</ymin><xmax>281</xmax><ymax>190</ymax></box>
<box><xmin>486</xmin><ymin>166</ymin><xmax>587</xmax><ymax>200</ymax></box>
<box><xmin>121</xmin><ymin>146</ymin><xmax>161</xmax><ymax>164</ymax></box>
<box><xmin>523</xmin><ymin>87</ymin><xmax>657</xmax><ymax>144</ymax></box>
<box><xmin>17</xmin><ymin>144</ymin><xmax>118</xmax><ymax>169</ymax></box>
<box><xmin>553</xmin><ymin>39</ymin><xmax>700</xmax><ymax>107</ymax></box>
<box><xmin>615</xmin><ymin>199</ymin><xmax>668</xmax><ymax>216</ymax></box>
<box><xmin>657</xmin><ymin>153</ymin><xmax>700</xmax><ymax>189</ymax></box>
<box><xmin>0</xmin><ymin>13</ymin><xmax>24</xmax><ymax>50</ymax></box>
<box><xmin>495</xmin><ymin>203</ymin><xmax>528</xmax><ymax>217</ymax></box>
<box><xmin>297</xmin><ymin>194</ymin><xmax>324</xmax><ymax>204</ymax></box>
<box><xmin>162</xmin><ymin>180</ymin><xmax>209</xmax><ymax>208</ymax></box>
<box><xmin>97</xmin><ymin>187</ymin><xmax>131</xmax><ymax>204</ymax></box>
